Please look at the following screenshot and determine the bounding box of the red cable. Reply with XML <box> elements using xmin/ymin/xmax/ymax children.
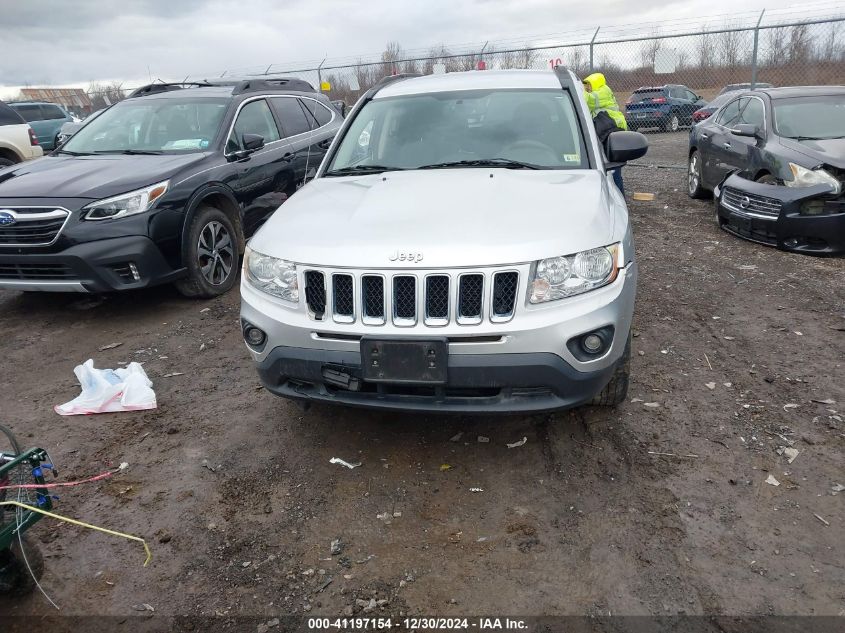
<box><xmin>0</xmin><ymin>469</ymin><xmax>118</xmax><ymax>491</ymax></box>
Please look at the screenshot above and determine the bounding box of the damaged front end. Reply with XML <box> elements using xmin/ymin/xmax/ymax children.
<box><xmin>714</xmin><ymin>172</ymin><xmax>845</xmax><ymax>256</ymax></box>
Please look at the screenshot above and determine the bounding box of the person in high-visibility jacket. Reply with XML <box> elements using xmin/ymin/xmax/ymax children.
<box><xmin>582</xmin><ymin>72</ymin><xmax>627</xmax><ymax>195</ymax></box>
<box><xmin>582</xmin><ymin>72</ymin><xmax>627</xmax><ymax>130</ymax></box>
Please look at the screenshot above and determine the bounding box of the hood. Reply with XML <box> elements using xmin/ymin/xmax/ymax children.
<box><xmin>778</xmin><ymin>137</ymin><xmax>845</xmax><ymax>171</ymax></box>
<box><xmin>0</xmin><ymin>153</ymin><xmax>209</xmax><ymax>200</ymax></box>
<box><xmin>249</xmin><ymin>169</ymin><xmax>615</xmax><ymax>269</ymax></box>
<box><xmin>583</xmin><ymin>73</ymin><xmax>607</xmax><ymax>91</ymax></box>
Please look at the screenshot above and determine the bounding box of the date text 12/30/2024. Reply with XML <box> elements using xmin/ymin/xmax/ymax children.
<box><xmin>307</xmin><ymin>618</ymin><xmax>528</xmax><ymax>630</ymax></box>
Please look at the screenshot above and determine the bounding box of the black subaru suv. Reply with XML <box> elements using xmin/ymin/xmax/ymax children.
<box><xmin>0</xmin><ymin>78</ymin><xmax>342</xmax><ymax>298</ymax></box>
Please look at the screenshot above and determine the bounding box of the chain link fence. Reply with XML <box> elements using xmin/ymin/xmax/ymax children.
<box><xmin>217</xmin><ymin>15</ymin><xmax>843</xmax><ymax>109</ymax></box>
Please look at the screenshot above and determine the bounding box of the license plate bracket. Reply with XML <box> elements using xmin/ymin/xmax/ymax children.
<box><xmin>361</xmin><ymin>337</ymin><xmax>448</xmax><ymax>384</ymax></box>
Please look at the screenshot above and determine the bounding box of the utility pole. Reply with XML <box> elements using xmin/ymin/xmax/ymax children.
<box><xmin>589</xmin><ymin>27</ymin><xmax>600</xmax><ymax>72</ymax></box>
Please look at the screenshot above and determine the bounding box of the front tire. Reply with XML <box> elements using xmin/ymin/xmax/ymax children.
<box><xmin>687</xmin><ymin>150</ymin><xmax>709</xmax><ymax>199</ymax></box>
<box><xmin>589</xmin><ymin>334</ymin><xmax>631</xmax><ymax>407</ymax></box>
<box><xmin>175</xmin><ymin>205</ymin><xmax>241</xmax><ymax>299</ymax></box>
<box><xmin>0</xmin><ymin>534</ymin><xmax>44</xmax><ymax>595</ymax></box>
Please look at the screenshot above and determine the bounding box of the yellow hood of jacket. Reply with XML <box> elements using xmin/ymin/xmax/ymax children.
<box><xmin>583</xmin><ymin>72</ymin><xmax>607</xmax><ymax>91</ymax></box>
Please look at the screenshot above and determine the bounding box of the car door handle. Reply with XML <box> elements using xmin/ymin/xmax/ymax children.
<box><xmin>723</xmin><ymin>143</ymin><xmax>732</xmax><ymax>149</ymax></box>
<box><xmin>282</xmin><ymin>152</ymin><xmax>293</xmax><ymax>162</ymax></box>
<box><xmin>317</xmin><ymin>139</ymin><xmax>331</xmax><ymax>150</ymax></box>
<box><xmin>700</xmin><ymin>133</ymin><xmax>709</xmax><ymax>139</ymax></box>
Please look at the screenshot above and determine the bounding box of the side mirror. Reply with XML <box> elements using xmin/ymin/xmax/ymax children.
<box><xmin>242</xmin><ymin>133</ymin><xmax>265</xmax><ymax>152</ymax></box>
<box><xmin>730</xmin><ymin>124</ymin><xmax>762</xmax><ymax>139</ymax></box>
<box><xmin>605</xmin><ymin>130</ymin><xmax>648</xmax><ymax>169</ymax></box>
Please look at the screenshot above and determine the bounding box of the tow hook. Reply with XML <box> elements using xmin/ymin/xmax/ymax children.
<box><xmin>322</xmin><ymin>366</ymin><xmax>361</xmax><ymax>391</ymax></box>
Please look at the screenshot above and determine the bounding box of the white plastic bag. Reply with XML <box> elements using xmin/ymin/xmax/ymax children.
<box><xmin>54</xmin><ymin>359</ymin><xmax>157</xmax><ymax>416</ymax></box>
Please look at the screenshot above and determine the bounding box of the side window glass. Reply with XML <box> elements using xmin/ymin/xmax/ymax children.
<box><xmin>270</xmin><ymin>97</ymin><xmax>311</xmax><ymax>138</ymax></box>
<box><xmin>717</xmin><ymin>99</ymin><xmax>742</xmax><ymax>127</ymax></box>
<box><xmin>300</xmin><ymin>99</ymin><xmax>333</xmax><ymax>128</ymax></box>
<box><xmin>685</xmin><ymin>90</ymin><xmax>698</xmax><ymax>101</ymax></box>
<box><xmin>15</xmin><ymin>105</ymin><xmax>43</xmax><ymax>122</ymax></box>
<box><xmin>739</xmin><ymin>99</ymin><xmax>765</xmax><ymax>128</ymax></box>
<box><xmin>669</xmin><ymin>87</ymin><xmax>683</xmax><ymax>99</ymax></box>
<box><xmin>43</xmin><ymin>105</ymin><xmax>66</xmax><ymax>120</ymax></box>
<box><xmin>228</xmin><ymin>99</ymin><xmax>280</xmax><ymax>152</ymax></box>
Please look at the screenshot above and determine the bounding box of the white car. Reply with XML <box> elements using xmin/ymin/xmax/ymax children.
<box><xmin>240</xmin><ymin>69</ymin><xmax>648</xmax><ymax>413</ymax></box>
<box><xmin>0</xmin><ymin>100</ymin><xmax>43</xmax><ymax>167</ymax></box>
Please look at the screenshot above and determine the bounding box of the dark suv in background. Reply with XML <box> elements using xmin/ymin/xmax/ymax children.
<box><xmin>625</xmin><ymin>84</ymin><xmax>707</xmax><ymax>132</ymax></box>
<box><xmin>0</xmin><ymin>78</ymin><xmax>342</xmax><ymax>298</ymax></box>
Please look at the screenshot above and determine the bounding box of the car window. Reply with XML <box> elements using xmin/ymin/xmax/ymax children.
<box><xmin>630</xmin><ymin>90</ymin><xmax>665</xmax><ymax>103</ymax></box>
<box><xmin>41</xmin><ymin>104</ymin><xmax>67</xmax><ymax>120</ymax></box>
<box><xmin>685</xmin><ymin>90</ymin><xmax>698</xmax><ymax>101</ymax></box>
<box><xmin>772</xmin><ymin>94</ymin><xmax>845</xmax><ymax>139</ymax></box>
<box><xmin>63</xmin><ymin>96</ymin><xmax>229</xmax><ymax>154</ymax></box>
<box><xmin>12</xmin><ymin>104</ymin><xmax>43</xmax><ymax>122</ymax></box>
<box><xmin>716</xmin><ymin>99</ymin><xmax>742</xmax><ymax>127</ymax></box>
<box><xmin>270</xmin><ymin>97</ymin><xmax>311</xmax><ymax>138</ymax></box>
<box><xmin>327</xmin><ymin>88</ymin><xmax>588</xmax><ymax>172</ymax></box>
<box><xmin>0</xmin><ymin>102</ymin><xmax>25</xmax><ymax>126</ymax></box>
<box><xmin>300</xmin><ymin>99</ymin><xmax>333</xmax><ymax>129</ymax></box>
<box><xmin>739</xmin><ymin>98</ymin><xmax>765</xmax><ymax>129</ymax></box>
<box><xmin>669</xmin><ymin>87</ymin><xmax>685</xmax><ymax>99</ymax></box>
<box><xmin>227</xmin><ymin>99</ymin><xmax>280</xmax><ymax>153</ymax></box>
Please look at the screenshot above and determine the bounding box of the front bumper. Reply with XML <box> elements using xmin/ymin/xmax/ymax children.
<box><xmin>0</xmin><ymin>235</ymin><xmax>184</xmax><ymax>293</ymax></box>
<box><xmin>241</xmin><ymin>263</ymin><xmax>636</xmax><ymax>413</ymax></box>
<box><xmin>254</xmin><ymin>345</ymin><xmax>620</xmax><ymax>413</ymax></box>
<box><xmin>715</xmin><ymin>174</ymin><xmax>845</xmax><ymax>256</ymax></box>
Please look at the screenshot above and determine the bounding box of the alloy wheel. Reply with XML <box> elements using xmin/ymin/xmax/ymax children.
<box><xmin>197</xmin><ymin>220</ymin><xmax>234</xmax><ymax>286</ymax></box>
<box><xmin>670</xmin><ymin>114</ymin><xmax>679</xmax><ymax>132</ymax></box>
<box><xmin>688</xmin><ymin>154</ymin><xmax>700</xmax><ymax>195</ymax></box>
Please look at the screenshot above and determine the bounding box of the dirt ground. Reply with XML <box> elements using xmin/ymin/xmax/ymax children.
<box><xmin>1</xmin><ymin>132</ymin><xmax>843</xmax><ymax>627</ymax></box>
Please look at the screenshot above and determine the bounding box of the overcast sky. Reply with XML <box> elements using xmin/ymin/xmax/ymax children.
<box><xmin>0</xmin><ymin>0</ymin><xmax>837</xmax><ymax>95</ymax></box>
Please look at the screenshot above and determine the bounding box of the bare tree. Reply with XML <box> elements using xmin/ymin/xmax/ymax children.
<box><xmin>401</xmin><ymin>58</ymin><xmax>420</xmax><ymax>74</ymax></box>
<box><xmin>764</xmin><ymin>26</ymin><xmax>789</xmax><ymax>66</ymax></box>
<box><xmin>87</xmin><ymin>81</ymin><xmax>126</xmax><ymax>108</ymax></box>
<box><xmin>639</xmin><ymin>28</ymin><xmax>662</xmax><ymax>68</ymax></box>
<box><xmin>380</xmin><ymin>41</ymin><xmax>404</xmax><ymax>76</ymax></box>
<box><xmin>569</xmin><ymin>47</ymin><xmax>588</xmax><ymax>76</ymax></box>
<box><xmin>696</xmin><ymin>28</ymin><xmax>716</xmax><ymax>68</ymax></box>
<box><xmin>787</xmin><ymin>24</ymin><xmax>812</xmax><ymax>63</ymax></box>
<box><xmin>717</xmin><ymin>27</ymin><xmax>743</xmax><ymax>67</ymax></box>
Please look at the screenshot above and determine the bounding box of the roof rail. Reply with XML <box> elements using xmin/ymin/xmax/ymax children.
<box><xmin>371</xmin><ymin>73</ymin><xmax>422</xmax><ymax>92</ymax></box>
<box><xmin>231</xmin><ymin>78</ymin><xmax>315</xmax><ymax>95</ymax></box>
<box><xmin>127</xmin><ymin>82</ymin><xmax>214</xmax><ymax>98</ymax></box>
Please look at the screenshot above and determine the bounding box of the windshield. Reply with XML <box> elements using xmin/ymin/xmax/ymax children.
<box><xmin>326</xmin><ymin>89</ymin><xmax>588</xmax><ymax>173</ymax></box>
<box><xmin>63</xmin><ymin>97</ymin><xmax>228</xmax><ymax>154</ymax></box>
<box><xmin>773</xmin><ymin>95</ymin><xmax>845</xmax><ymax>139</ymax></box>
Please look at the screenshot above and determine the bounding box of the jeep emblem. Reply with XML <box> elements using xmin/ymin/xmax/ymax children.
<box><xmin>389</xmin><ymin>251</ymin><xmax>423</xmax><ymax>263</ymax></box>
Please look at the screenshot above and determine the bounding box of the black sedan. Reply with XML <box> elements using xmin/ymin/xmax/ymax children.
<box><xmin>688</xmin><ymin>86</ymin><xmax>845</xmax><ymax>256</ymax></box>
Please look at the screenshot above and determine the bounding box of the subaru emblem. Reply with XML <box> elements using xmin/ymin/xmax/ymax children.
<box><xmin>0</xmin><ymin>211</ymin><xmax>16</xmax><ymax>226</ymax></box>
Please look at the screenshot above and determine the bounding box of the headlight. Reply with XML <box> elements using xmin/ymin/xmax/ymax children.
<box><xmin>785</xmin><ymin>164</ymin><xmax>841</xmax><ymax>195</ymax></box>
<box><xmin>244</xmin><ymin>246</ymin><xmax>299</xmax><ymax>302</ymax></box>
<box><xmin>530</xmin><ymin>244</ymin><xmax>621</xmax><ymax>304</ymax></box>
<box><xmin>82</xmin><ymin>181</ymin><xmax>168</xmax><ymax>220</ymax></box>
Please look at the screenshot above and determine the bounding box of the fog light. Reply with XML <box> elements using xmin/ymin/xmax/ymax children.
<box><xmin>244</xmin><ymin>326</ymin><xmax>266</xmax><ymax>347</ymax></box>
<box><xmin>800</xmin><ymin>200</ymin><xmax>826</xmax><ymax>215</ymax></box>
<box><xmin>582</xmin><ymin>334</ymin><xmax>603</xmax><ymax>353</ymax></box>
<box><xmin>129</xmin><ymin>262</ymin><xmax>141</xmax><ymax>281</ymax></box>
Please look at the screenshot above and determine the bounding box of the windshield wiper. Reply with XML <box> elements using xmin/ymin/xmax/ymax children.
<box><xmin>787</xmin><ymin>135</ymin><xmax>842</xmax><ymax>141</ymax></box>
<box><xmin>93</xmin><ymin>149</ymin><xmax>164</xmax><ymax>155</ymax></box>
<box><xmin>53</xmin><ymin>149</ymin><xmax>94</xmax><ymax>156</ymax></box>
<box><xmin>324</xmin><ymin>164</ymin><xmax>404</xmax><ymax>176</ymax></box>
<box><xmin>418</xmin><ymin>158</ymin><xmax>542</xmax><ymax>170</ymax></box>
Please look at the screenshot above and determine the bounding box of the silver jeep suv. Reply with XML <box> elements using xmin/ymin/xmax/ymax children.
<box><xmin>240</xmin><ymin>69</ymin><xmax>647</xmax><ymax>413</ymax></box>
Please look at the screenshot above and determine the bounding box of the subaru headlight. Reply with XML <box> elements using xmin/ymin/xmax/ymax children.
<box><xmin>530</xmin><ymin>244</ymin><xmax>622</xmax><ymax>304</ymax></box>
<box><xmin>785</xmin><ymin>164</ymin><xmax>841</xmax><ymax>195</ymax></box>
<box><xmin>244</xmin><ymin>246</ymin><xmax>299</xmax><ymax>302</ymax></box>
<box><xmin>82</xmin><ymin>181</ymin><xmax>169</xmax><ymax>220</ymax></box>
